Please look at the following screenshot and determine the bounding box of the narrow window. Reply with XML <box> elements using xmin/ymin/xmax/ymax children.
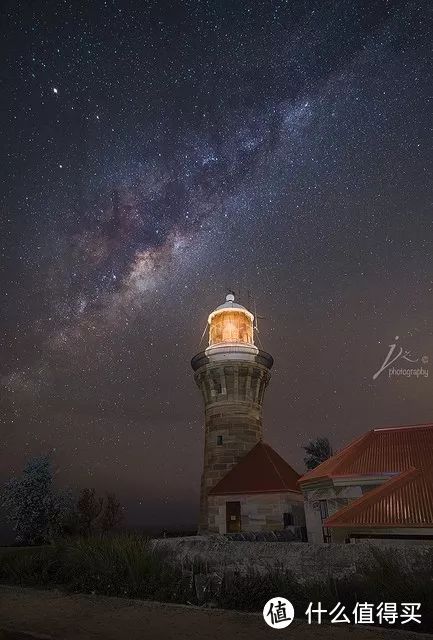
<box><xmin>283</xmin><ymin>512</ymin><xmax>294</xmax><ymax>527</ymax></box>
<box><xmin>216</xmin><ymin>435</ymin><xmax>223</xmax><ymax>446</ymax></box>
<box><xmin>318</xmin><ymin>500</ymin><xmax>329</xmax><ymax>521</ymax></box>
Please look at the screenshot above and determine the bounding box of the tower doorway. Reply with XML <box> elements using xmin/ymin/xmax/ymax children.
<box><xmin>226</xmin><ymin>501</ymin><xmax>241</xmax><ymax>533</ymax></box>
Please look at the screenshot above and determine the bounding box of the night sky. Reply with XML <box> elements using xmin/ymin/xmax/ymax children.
<box><xmin>1</xmin><ymin>1</ymin><xmax>432</xmax><ymax>529</ymax></box>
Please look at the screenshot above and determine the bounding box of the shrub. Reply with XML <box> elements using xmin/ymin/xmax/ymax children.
<box><xmin>219</xmin><ymin>550</ymin><xmax>433</xmax><ymax>633</ymax></box>
<box><xmin>0</xmin><ymin>535</ymin><xmax>195</xmax><ymax>603</ymax></box>
<box><xmin>0</xmin><ymin>546</ymin><xmax>58</xmax><ymax>587</ymax></box>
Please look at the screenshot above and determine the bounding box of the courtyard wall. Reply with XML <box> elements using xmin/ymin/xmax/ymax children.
<box><xmin>152</xmin><ymin>536</ymin><xmax>433</xmax><ymax>581</ymax></box>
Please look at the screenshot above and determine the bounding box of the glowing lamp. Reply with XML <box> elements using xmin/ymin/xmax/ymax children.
<box><xmin>207</xmin><ymin>293</ymin><xmax>254</xmax><ymax>346</ymax></box>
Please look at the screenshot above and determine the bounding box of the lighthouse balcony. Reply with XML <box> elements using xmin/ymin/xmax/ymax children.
<box><xmin>191</xmin><ymin>347</ymin><xmax>273</xmax><ymax>372</ymax></box>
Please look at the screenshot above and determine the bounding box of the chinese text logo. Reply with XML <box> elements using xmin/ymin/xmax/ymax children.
<box><xmin>263</xmin><ymin>597</ymin><xmax>295</xmax><ymax>629</ymax></box>
<box><xmin>305</xmin><ymin>601</ymin><xmax>421</xmax><ymax>626</ymax></box>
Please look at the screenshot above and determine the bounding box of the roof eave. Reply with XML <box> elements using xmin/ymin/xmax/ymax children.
<box><xmin>326</xmin><ymin>521</ymin><xmax>433</xmax><ymax>529</ymax></box>
<box><xmin>209</xmin><ymin>488</ymin><xmax>302</xmax><ymax>497</ymax></box>
<box><xmin>300</xmin><ymin>471</ymin><xmax>413</xmax><ymax>490</ymax></box>
<box><xmin>298</xmin><ymin>474</ymin><xmax>331</xmax><ymax>488</ymax></box>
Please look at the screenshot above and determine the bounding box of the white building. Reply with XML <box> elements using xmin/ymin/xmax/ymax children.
<box><xmin>299</xmin><ymin>423</ymin><xmax>433</xmax><ymax>544</ymax></box>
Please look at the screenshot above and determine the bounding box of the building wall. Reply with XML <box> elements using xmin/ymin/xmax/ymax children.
<box><xmin>331</xmin><ymin>527</ymin><xmax>433</xmax><ymax>545</ymax></box>
<box><xmin>207</xmin><ymin>492</ymin><xmax>305</xmax><ymax>534</ymax></box>
<box><xmin>193</xmin><ymin>356</ymin><xmax>272</xmax><ymax>532</ymax></box>
<box><xmin>300</xmin><ymin>476</ymin><xmax>411</xmax><ymax>544</ymax></box>
<box><xmin>302</xmin><ymin>482</ymin><xmax>363</xmax><ymax>543</ymax></box>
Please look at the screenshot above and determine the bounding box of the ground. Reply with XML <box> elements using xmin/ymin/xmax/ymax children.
<box><xmin>0</xmin><ymin>587</ymin><xmax>432</xmax><ymax>640</ymax></box>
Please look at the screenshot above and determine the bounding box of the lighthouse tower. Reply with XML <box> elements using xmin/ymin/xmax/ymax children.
<box><xmin>191</xmin><ymin>293</ymin><xmax>273</xmax><ymax>532</ymax></box>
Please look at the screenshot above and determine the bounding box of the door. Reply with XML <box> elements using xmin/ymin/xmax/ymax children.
<box><xmin>226</xmin><ymin>501</ymin><xmax>241</xmax><ymax>533</ymax></box>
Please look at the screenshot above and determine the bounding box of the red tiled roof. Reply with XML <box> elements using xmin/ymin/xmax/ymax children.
<box><xmin>209</xmin><ymin>441</ymin><xmax>301</xmax><ymax>496</ymax></box>
<box><xmin>324</xmin><ymin>468</ymin><xmax>433</xmax><ymax>528</ymax></box>
<box><xmin>299</xmin><ymin>423</ymin><xmax>433</xmax><ymax>484</ymax></box>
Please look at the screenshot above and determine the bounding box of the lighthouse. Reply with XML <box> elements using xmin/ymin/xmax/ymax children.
<box><xmin>191</xmin><ymin>293</ymin><xmax>274</xmax><ymax>532</ymax></box>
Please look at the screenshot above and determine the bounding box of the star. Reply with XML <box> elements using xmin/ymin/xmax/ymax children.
<box><xmin>1</xmin><ymin>0</ymin><xmax>432</xmax><ymax>532</ymax></box>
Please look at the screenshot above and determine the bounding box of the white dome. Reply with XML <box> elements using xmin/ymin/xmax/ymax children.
<box><xmin>211</xmin><ymin>293</ymin><xmax>253</xmax><ymax>318</ymax></box>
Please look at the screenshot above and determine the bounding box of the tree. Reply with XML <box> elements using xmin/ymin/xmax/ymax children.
<box><xmin>77</xmin><ymin>488</ymin><xmax>123</xmax><ymax>535</ymax></box>
<box><xmin>303</xmin><ymin>437</ymin><xmax>333</xmax><ymax>470</ymax></box>
<box><xmin>1</xmin><ymin>454</ymin><xmax>74</xmax><ymax>544</ymax></box>
<box><xmin>77</xmin><ymin>488</ymin><xmax>102</xmax><ymax>535</ymax></box>
<box><xmin>99</xmin><ymin>492</ymin><xmax>123</xmax><ymax>532</ymax></box>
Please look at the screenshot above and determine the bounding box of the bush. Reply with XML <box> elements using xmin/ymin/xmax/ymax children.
<box><xmin>0</xmin><ymin>535</ymin><xmax>195</xmax><ymax>603</ymax></box>
<box><xmin>0</xmin><ymin>546</ymin><xmax>58</xmax><ymax>587</ymax></box>
<box><xmin>55</xmin><ymin>535</ymin><xmax>193</xmax><ymax>601</ymax></box>
<box><xmin>218</xmin><ymin>549</ymin><xmax>433</xmax><ymax>633</ymax></box>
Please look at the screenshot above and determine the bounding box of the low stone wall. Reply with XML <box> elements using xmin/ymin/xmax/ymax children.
<box><xmin>152</xmin><ymin>536</ymin><xmax>433</xmax><ymax>581</ymax></box>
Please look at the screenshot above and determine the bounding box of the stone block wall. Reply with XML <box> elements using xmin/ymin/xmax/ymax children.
<box><xmin>152</xmin><ymin>537</ymin><xmax>433</xmax><ymax>581</ymax></box>
<box><xmin>208</xmin><ymin>491</ymin><xmax>305</xmax><ymax>534</ymax></box>
<box><xmin>193</xmin><ymin>356</ymin><xmax>272</xmax><ymax>532</ymax></box>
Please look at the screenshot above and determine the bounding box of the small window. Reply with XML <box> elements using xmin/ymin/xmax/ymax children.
<box><xmin>216</xmin><ymin>435</ymin><xmax>223</xmax><ymax>446</ymax></box>
<box><xmin>283</xmin><ymin>512</ymin><xmax>294</xmax><ymax>527</ymax></box>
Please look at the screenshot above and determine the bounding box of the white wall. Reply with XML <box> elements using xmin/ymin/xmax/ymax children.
<box><xmin>302</xmin><ymin>482</ymin><xmax>363</xmax><ymax>543</ymax></box>
<box><xmin>208</xmin><ymin>492</ymin><xmax>305</xmax><ymax>534</ymax></box>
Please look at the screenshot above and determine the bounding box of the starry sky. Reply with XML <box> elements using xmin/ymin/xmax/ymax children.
<box><xmin>1</xmin><ymin>0</ymin><xmax>432</xmax><ymax>530</ymax></box>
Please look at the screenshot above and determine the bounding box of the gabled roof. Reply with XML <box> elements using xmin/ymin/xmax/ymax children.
<box><xmin>324</xmin><ymin>468</ymin><xmax>433</xmax><ymax>528</ymax></box>
<box><xmin>299</xmin><ymin>423</ymin><xmax>433</xmax><ymax>484</ymax></box>
<box><xmin>209</xmin><ymin>441</ymin><xmax>301</xmax><ymax>496</ymax></box>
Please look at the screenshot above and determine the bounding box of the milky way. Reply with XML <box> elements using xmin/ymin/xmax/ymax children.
<box><xmin>1</xmin><ymin>1</ymin><xmax>432</xmax><ymax>530</ymax></box>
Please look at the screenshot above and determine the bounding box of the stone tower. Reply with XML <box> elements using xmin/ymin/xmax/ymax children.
<box><xmin>191</xmin><ymin>293</ymin><xmax>273</xmax><ymax>532</ymax></box>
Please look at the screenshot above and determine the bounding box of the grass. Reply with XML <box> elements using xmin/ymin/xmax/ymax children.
<box><xmin>0</xmin><ymin>535</ymin><xmax>195</xmax><ymax>603</ymax></box>
<box><xmin>217</xmin><ymin>549</ymin><xmax>433</xmax><ymax>632</ymax></box>
<box><xmin>0</xmin><ymin>536</ymin><xmax>432</xmax><ymax>632</ymax></box>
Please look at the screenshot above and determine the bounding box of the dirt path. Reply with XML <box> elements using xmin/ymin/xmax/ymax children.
<box><xmin>0</xmin><ymin>586</ymin><xmax>431</xmax><ymax>640</ymax></box>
